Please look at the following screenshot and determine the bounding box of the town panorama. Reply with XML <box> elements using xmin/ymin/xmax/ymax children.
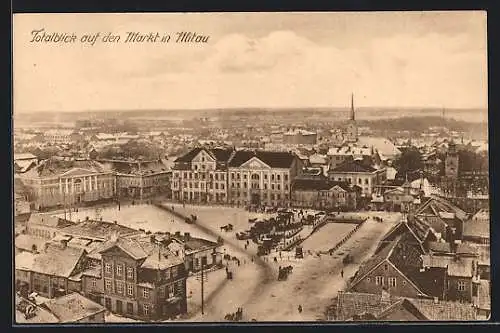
<box><xmin>13</xmin><ymin>11</ymin><xmax>489</xmax><ymax>324</ymax></box>
<box><xmin>13</xmin><ymin>103</ymin><xmax>490</xmax><ymax>323</ymax></box>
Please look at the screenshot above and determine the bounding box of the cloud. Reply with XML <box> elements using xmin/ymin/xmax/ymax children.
<box><xmin>14</xmin><ymin>24</ymin><xmax>487</xmax><ymax>112</ymax></box>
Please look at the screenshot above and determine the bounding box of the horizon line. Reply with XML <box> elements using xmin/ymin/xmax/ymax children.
<box><xmin>15</xmin><ymin>106</ymin><xmax>488</xmax><ymax>114</ymax></box>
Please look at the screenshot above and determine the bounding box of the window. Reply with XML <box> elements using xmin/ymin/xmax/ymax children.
<box><xmin>127</xmin><ymin>284</ymin><xmax>133</xmax><ymax>296</ymax></box>
<box><xmin>264</xmin><ymin>174</ymin><xmax>268</xmax><ymax>180</ymax></box>
<box><xmin>127</xmin><ymin>302</ymin><xmax>134</xmax><ymax>315</ymax></box>
<box><xmin>127</xmin><ymin>267</ymin><xmax>134</xmax><ymax>279</ymax></box>
<box><xmin>384</xmin><ymin>264</ymin><xmax>388</xmax><ymax>271</ymax></box>
<box><xmin>143</xmin><ymin>304</ymin><xmax>149</xmax><ymax>315</ymax></box>
<box><xmin>168</xmin><ymin>284</ymin><xmax>175</xmax><ymax>298</ymax></box>
<box><xmin>221</xmin><ymin>184</ymin><xmax>225</xmax><ymax>190</ymax></box>
<box><xmin>143</xmin><ymin>289</ymin><xmax>149</xmax><ymax>299</ymax></box>
<box><xmin>277</xmin><ymin>174</ymin><xmax>281</xmax><ymax>181</ymax></box>
<box><xmin>105</xmin><ymin>280</ymin><xmax>112</xmax><ymax>291</ymax></box>
<box><xmin>365</xmin><ymin>179</ymin><xmax>369</xmax><ymax>185</ymax></box>
<box><xmin>116</xmin><ymin>281</ymin><xmax>124</xmax><ymax>294</ymax></box>
<box><xmin>375</xmin><ymin>276</ymin><xmax>383</xmax><ymax>285</ymax></box>
<box><xmin>172</xmin><ymin>266</ymin><xmax>178</xmax><ymax>277</ymax></box>
<box><xmin>116</xmin><ymin>264</ymin><xmax>123</xmax><ymax>276</ymax></box>
<box><xmin>105</xmin><ymin>263</ymin><xmax>112</xmax><ymax>274</ymax></box>
<box><xmin>367</xmin><ymin>278</ymin><xmax>371</xmax><ymax>282</ymax></box>
<box><xmin>284</xmin><ymin>174</ymin><xmax>288</xmax><ymax>181</ymax></box>
<box><xmin>159</xmin><ymin>287</ymin><xmax>165</xmax><ymax>297</ymax></box>
<box><xmin>271</xmin><ymin>184</ymin><xmax>275</xmax><ymax>190</ymax></box>
<box><xmin>388</xmin><ymin>277</ymin><xmax>397</xmax><ymax>287</ymax></box>
<box><xmin>91</xmin><ymin>279</ymin><xmax>97</xmax><ymax>289</ymax></box>
<box><xmin>277</xmin><ymin>184</ymin><xmax>281</xmax><ymax>190</ymax></box>
<box><xmin>458</xmin><ymin>281</ymin><xmax>466</xmax><ymax>291</ymax></box>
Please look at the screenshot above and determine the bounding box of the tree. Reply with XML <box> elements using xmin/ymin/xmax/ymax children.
<box><xmin>394</xmin><ymin>147</ymin><xmax>423</xmax><ymax>180</ymax></box>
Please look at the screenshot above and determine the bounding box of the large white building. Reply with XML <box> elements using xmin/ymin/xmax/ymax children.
<box><xmin>171</xmin><ymin>147</ymin><xmax>302</xmax><ymax>206</ymax></box>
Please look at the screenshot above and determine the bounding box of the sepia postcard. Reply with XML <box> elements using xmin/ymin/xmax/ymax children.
<box><xmin>12</xmin><ymin>11</ymin><xmax>490</xmax><ymax>324</ymax></box>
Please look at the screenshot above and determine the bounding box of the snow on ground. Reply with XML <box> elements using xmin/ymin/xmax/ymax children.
<box><xmin>186</xmin><ymin>267</ymin><xmax>227</xmax><ymax>315</ymax></box>
<box><xmin>236</xmin><ymin>215</ymin><xmax>401</xmax><ymax>322</ymax></box>
<box><xmin>105</xmin><ymin>312</ymin><xmax>142</xmax><ymax>323</ymax></box>
<box><xmin>54</xmin><ymin>202</ymin><xmax>401</xmax><ymax>322</ymax></box>
<box><xmin>301</xmin><ymin>223</ymin><xmax>358</xmax><ymax>252</ymax></box>
<box><xmin>53</xmin><ymin>204</ymin><xmax>216</xmax><ymax>242</ymax></box>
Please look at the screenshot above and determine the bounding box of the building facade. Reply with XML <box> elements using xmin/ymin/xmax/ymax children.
<box><xmin>227</xmin><ymin>150</ymin><xmax>301</xmax><ymax>207</ymax></box>
<box><xmin>291</xmin><ymin>178</ymin><xmax>359</xmax><ymax>210</ymax></box>
<box><xmin>171</xmin><ymin>148</ymin><xmax>233</xmax><ymax>204</ymax></box>
<box><xmin>97</xmin><ymin>236</ymin><xmax>188</xmax><ymax>320</ymax></box>
<box><xmin>99</xmin><ymin>159</ymin><xmax>172</xmax><ymax>200</ymax></box>
<box><xmin>328</xmin><ymin>160</ymin><xmax>386</xmax><ymax>197</ymax></box>
<box><xmin>172</xmin><ymin>148</ymin><xmax>302</xmax><ymax>207</ymax></box>
<box><xmin>18</xmin><ymin>158</ymin><xmax>116</xmax><ymax>210</ymax></box>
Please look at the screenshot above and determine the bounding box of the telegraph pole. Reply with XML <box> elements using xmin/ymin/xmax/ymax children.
<box><xmin>201</xmin><ymin>261</ymin><xmax>205</xmax><ymax>315</ymax></box>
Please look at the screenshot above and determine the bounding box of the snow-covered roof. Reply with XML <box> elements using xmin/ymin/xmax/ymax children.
<box><xmin>14</xmin><ymin>153</ymin><xmax>37</xmax><ymax>161</ymax></box>
<box><xmin>327</xmin><ymin>145</ymin><xmax>371</xmax><ymax>156</ymax></box>
<box><xmin>357</xmin><ymin>136</ymin><xmax>401</xmax><ymax>158</ymax></box>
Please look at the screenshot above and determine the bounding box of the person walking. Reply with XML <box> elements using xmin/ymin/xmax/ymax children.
<box><xmin>298</xmin><ymin>305</ymin><xmax>303</xmax><ymax>313</ymax></box>
<box><xmin>341</xmin><ymin>269</ymin><xmax>344</xmax><ymax>278</ymax></box>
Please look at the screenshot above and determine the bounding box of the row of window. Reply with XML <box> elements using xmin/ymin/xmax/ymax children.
<box><xmin>104</xmin><ymin>279</ymin><xmax>141</xmax><ymax>297</ymax></box>
<box><xmin>105</xmin><ymin>263</ymin><xmax>135</xmax><ymax>279</ymax></box>
<box><xmin>180</xmin><ymin>182</ymin><xmax>226</xmax><ymax>190</ymax></box>
<box><xmin>231</xmin><ymin>173</ymin><xmax>288</xmax><ymax>181</ymax></box>
<box><xmin>231</xmin><ymin>182</ymin><xmax>289</xmax><ymax>190</ymax></box>
<box><xmin>369</xmin><ymin>276</ymin><xmax>399</xmax><ymax>287</ymax></box>
<box><xmin>335</xmin><ymin>177</ymin><xmax>371</xmax><ymax>185</ymax></box>
<box><xmin>104</xmin><ymin>263</ymin><xmax>180</xmax><ymax>280</ymax></box>
<box><xmin>178</xmin><ymin>171</ymin><xmax>226</xmax><ymax>181</ymax></box>
<box><xmin>230</xmin><ymin>192</ymin><xmax>289</xmax><ymax>200</ymax></box>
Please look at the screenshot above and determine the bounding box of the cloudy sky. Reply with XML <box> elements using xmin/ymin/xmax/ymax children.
<box><xmin>13</xmin><ymin>11</ymin><xmax>487</xmax><ymax>113</ymax></box>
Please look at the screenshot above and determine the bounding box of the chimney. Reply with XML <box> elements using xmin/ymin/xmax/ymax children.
<box><xmin>114</xmin><ymin>220</ymin><xmax>117</xmax><ymax>225</ymax></box>
<box><xmin>184</xmin><ymin>232</ymin><xmax>190</xmax><ymax>240</ymax></box>
<box><xmin>85</xmin><ymin>216</ymin><xmax>89</xmax><ymax>221</ymax></box>
<box><xmin>43</xmin><ymin>242</ymin><xmax>50</xmax><ymax>253</ymax></box>
<box><xmin>433</xmin><ymin>297</ymin><xmax>439</xmax><ymax>304</ymax></box>
<box><xmin>150</xmin><ymin>235</ymin><xmax>156</xmax><ymax>243</ymax></box>
<box><xmin>100</xmin><ymin>217</ymin><xmax>103</xmax><ymax>221</ymax></box>
<box><xmin>175</xmin><ymin>231</ymin><xmax>181</xmax><ymax>237</ymax></box>
<box><xmin>60</xmin><ymin>239</ymin><xmax>67</xmax><ymax>250</ymax></box>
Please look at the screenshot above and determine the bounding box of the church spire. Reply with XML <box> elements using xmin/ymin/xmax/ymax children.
<box><xmin>350</xmin><ymin>93</ymin><xmax>355</xmax><ymax>121</ymax></box>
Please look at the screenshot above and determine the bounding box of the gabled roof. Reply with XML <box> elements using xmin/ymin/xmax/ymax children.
<box><xmin>174</xmin><ymin>147</ymin><xmax>234</xmax><ymax>163</ymax></box>
<box><xmin>336</xmin><ymin>291</ymin><xmax>477</xmax><ymax>321</ymax></box>
<box><xmin>60</xmin><ymin>220</ymin><xmax>140</xmax><ymax>241</ymax></box>
<box><xmin>27</xmin><ymin>244</ymin><xmax>86</xmax><ymax>278</ymax></box>
<box><xmin>41</xmin><ymin>292</ymin><xmax>105</xmax><ymax>323</ymax></box>
<box><xmin>350</xmin><ymin>236</ymin><xmax>402</xmax><ymax>288</ymax></box>
<box><xmin>229</xmin><ymin>150</ymin><xmax>296</xmax><ymax>168</ymax></box>
<box><xmin>14</xmin><ymin>153</ymin><xmax>38</xmax><ymax>160</ymax></box>
<box><xmin>292</xmin><ymin>178</ymin><xmax>352</xmax><ymax>192</ymax></box>
<box><xmin>22</xmin><ymin>158</ymin><xmax>110</xmax><ymax>178</ymax></box>
<box><xmin>140</xmin><ymin>247</ymin><xmax>184</xmax><ymax>270</ymax></box>
<box><xmin>15</xmin><ymin>294</ymin><xmax>60</xmax><ymax>324</ymax></box>
<box><xmin>27</xmin><ymin>214</ymin><xmax>73</xmax><ymax>228</ymax></box>
<box><xmin>330</xmin><ymin>159</ymin><xmax>376</xmax><ymax>173</ymax></box>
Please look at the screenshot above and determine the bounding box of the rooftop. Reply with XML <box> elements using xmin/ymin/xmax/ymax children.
<box><xmin>22</xmin><ymin>158</ymin><xmax>111</xmax><ymax>178</ymax></box>
<box><xmin>336</xmin><ymin>291</ymin><xmax>477</xmax><ymax>321</ymax></box>
<box><xmin>41</xmin><ymin>292</ymin><xmax>105</xmax><ymax>323</ymax></box>
<box><xmin>59</xmin><ymin>219</ymin><xmax>141</xmax><ymax>241</ymax></box>
<box><xmin>18</xmin><ymin>243</ymin><xmax>86</xmax><ymax>278</ymax></box>
<box><xmin>228</xmin><ymin>150</ymin><xmax>296</xmax><ymax>169</ymax></box>
<box><xmin>15</xmin><ymin>294</ymin><xmax>60</xmax><ymax>324</ymax></box>
<box><xmin>330</xmin><ymin>159</ymin><xmax>377</xmax><ymax>173</ymax></box>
